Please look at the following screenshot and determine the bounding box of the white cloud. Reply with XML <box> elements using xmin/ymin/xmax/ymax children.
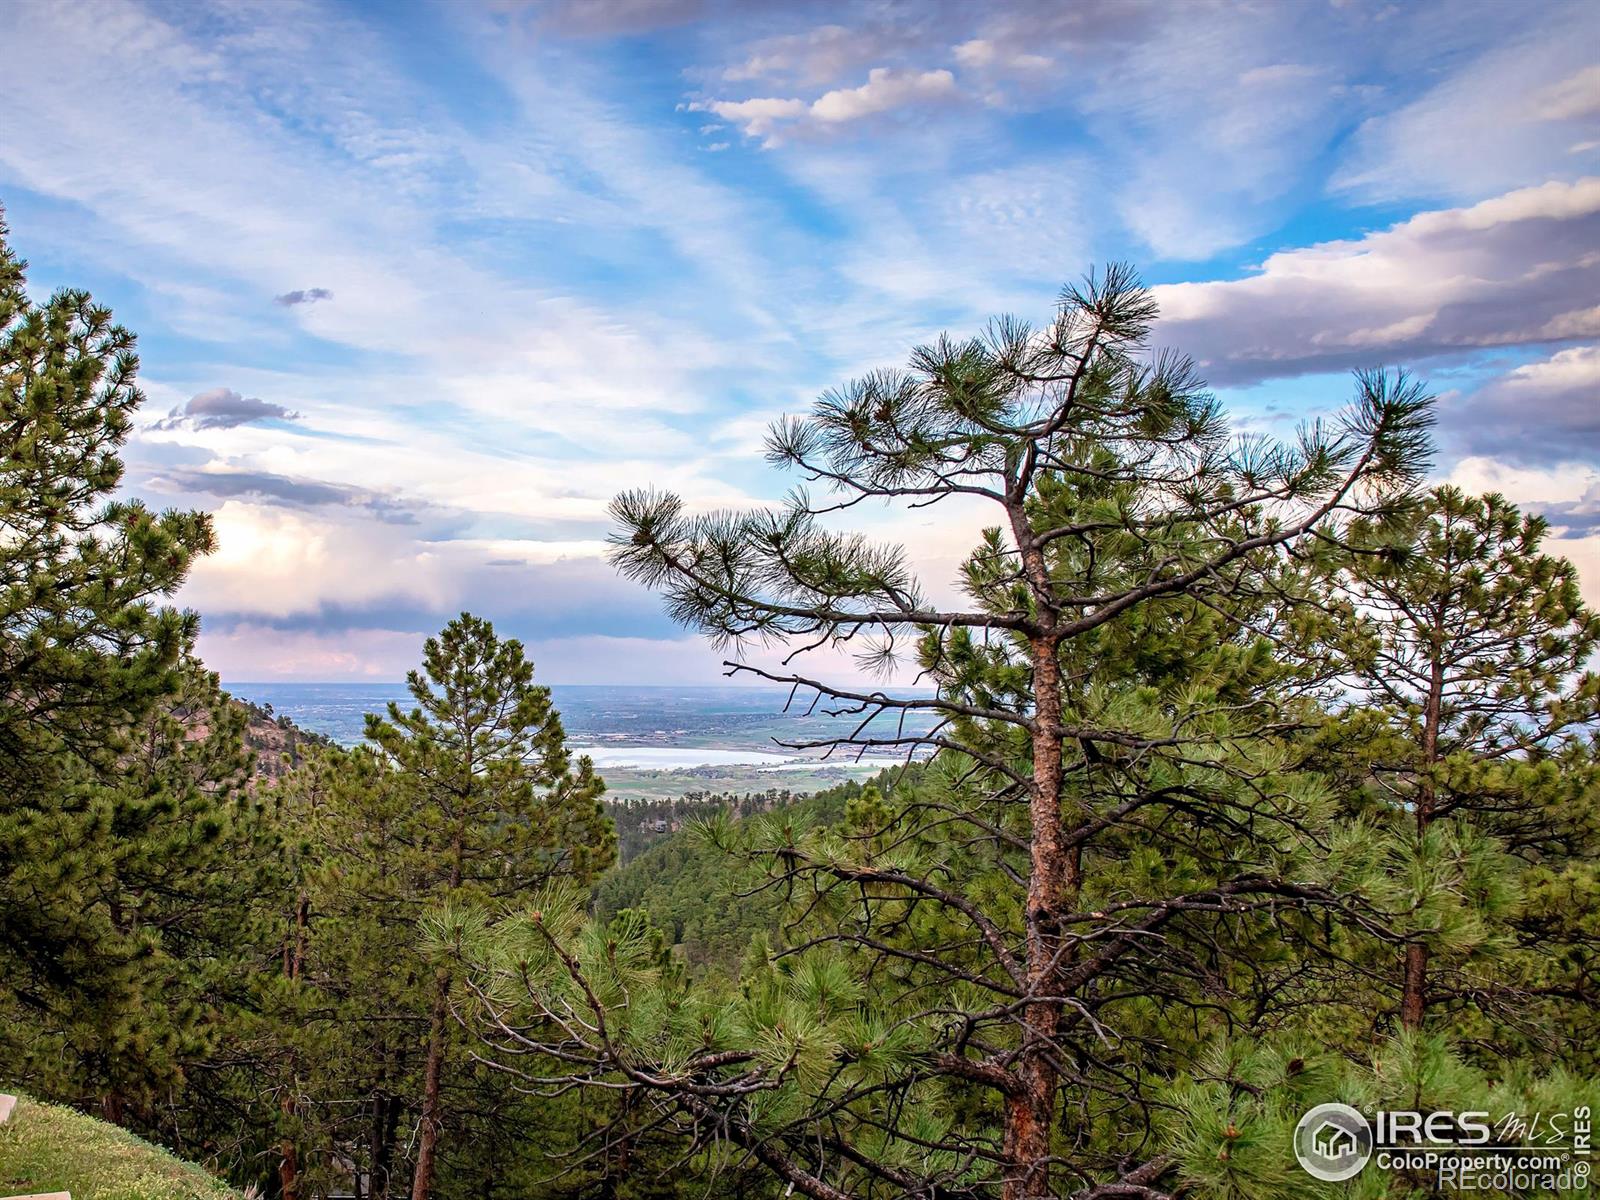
<box><xmin>1443</xmin><ymin>456</ymin><xmax>1600</xmax><ymax>604</ymax></box>
<box><xmin>700</xmin><ymin>67</ymin><xmax>959</xmax><ymax>144</ymax></box>
<box><xmin>184</xmin><ymin>501</ymin><xmax>457</xmax><ymax>617</ymax></box>
<box><xmin>705</xmin><ymin>95</ymin><xmax>808</xmax><ymax>140</ymax></box>
<box><xmin>953</xmin><ymin>39</ymin><xmax>1051</xmax><ymax>73</ymax></box>
<box><xmin>1451</xmin><ymin>458</ymin><xmax>1600</xmax><ymax>503</ymax></box>
<box><xmin>1498</xmin><ymin>343</ymin><xmax>1600</xmax><ymax>391</ymax></box>
<box><xmin>810</xmin><ymin>67</ymin><xmax>957</xmax><ymax>123</ymax></box>
<box><xmin>1152</xmin><ymin>178</ymin><xmax>1600</xmax><ymax>382</ymax></box>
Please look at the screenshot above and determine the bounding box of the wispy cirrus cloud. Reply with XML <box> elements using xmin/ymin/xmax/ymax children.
<box><xmin>721</xmin><ymin>24</ymin><xmax>875</xmax><ymax>86</ymax></box>
<box><xmin>1335</xmin><ymin>20</ymin><xmax>1600</xmax><ymax>203</ymax></box>
<box><xmin>1530</xmin><ymin>64</ymin><xmax>1600</xmax><ymax>123</ymax></box>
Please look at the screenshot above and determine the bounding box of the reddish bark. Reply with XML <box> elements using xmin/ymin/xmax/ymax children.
<box><xmin>410</xmin><ymin>971</ymin><xmax>450</xmax><ymax>1200</ymax></box>
<box><xmin>1002</xmin><ymin>635</ymin><xmax>1069</xmax><ymax>1200</ymax></box>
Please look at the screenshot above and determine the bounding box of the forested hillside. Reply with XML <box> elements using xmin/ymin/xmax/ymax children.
<box><xmin>605</xmin><ymin>787</ymin><xmax>801</xmax><ymax>864</ymax></box>
<box><xmin>597</xmin><ymin>775</ymin><xmax>895</xmax><ymax>968</ymax></box>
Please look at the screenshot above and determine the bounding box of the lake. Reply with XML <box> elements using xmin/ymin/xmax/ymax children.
<box><xmin>228</xmin><ymin>681</ymin><xmax>937</xmax><ymax>767</ymax></box>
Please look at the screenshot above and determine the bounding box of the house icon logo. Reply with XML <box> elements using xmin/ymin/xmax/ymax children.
<box><xmin>1294</xmin><ymin>1103</ymin><xmax>1373</xmax><ymax>1181</ymax></box>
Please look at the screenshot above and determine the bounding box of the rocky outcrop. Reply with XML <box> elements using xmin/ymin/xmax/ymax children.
<box><xmin>236</xmin><ymin>700</ymin><xmax>332</xmax><ymax>782</ymax></box>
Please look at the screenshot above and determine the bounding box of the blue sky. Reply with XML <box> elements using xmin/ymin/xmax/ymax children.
<box><xmin>3</xmin><ymin>0</ymin><xmax>1598</xmax><ymax>683</ymax></box>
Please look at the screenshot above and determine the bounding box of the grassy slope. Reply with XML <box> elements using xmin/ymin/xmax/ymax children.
<box><xmin>0</xmin><ymin>1096</ymin><xmax>237</xmax><ymax>1200</ymax></box>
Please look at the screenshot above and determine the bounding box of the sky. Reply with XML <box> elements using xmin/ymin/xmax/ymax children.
<box><xmin>2</xmin><ymin>0</ymin><xmax>1598</xmax><ymax>684</ymax></box>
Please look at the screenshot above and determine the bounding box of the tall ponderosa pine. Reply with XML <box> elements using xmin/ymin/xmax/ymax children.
<box><xmin>364</xmin><ymin>614</ymin><xmax>614</xmax><ymax>1200</ymax></box>
<box><xmin>1338</xmin><ymin>486</ymin><xmax>1599</xmax><ymax>1035</ymax></box>
<box><xmin>452</xmin><ymin>268</ymin><xmax>1434</xmax><ymax>1200</ymax></box>
<box><xmin>0</xmin><ymin>211</ymin><xmax>229</xmax><ymax>1112</ymax></box>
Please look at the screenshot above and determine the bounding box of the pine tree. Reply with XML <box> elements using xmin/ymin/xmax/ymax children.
<box><xmin>363</xmin><ymin>613</ymin><xmax>614</xmax><ymax>1200</ymax></box>
<box><xmin>1336</xmin><ymin>486</ymin><xmax>1599</xmax><ymax>1037</ymax></box>
<box><xmin>0</xmin><ymin>209</ymin><xmax>222</xmax><ymax>1105</ymax></box>
<box><xmin>450</xmin><ymin>268</ymin><xmax>1434</xmax><ymax>1200</ymax></box>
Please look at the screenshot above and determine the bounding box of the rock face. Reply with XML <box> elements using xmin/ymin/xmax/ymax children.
<box><xmin>237</xmin><ymin>700</ymin><xmax>332</xmax><ymax>783</ymax></box>
<box><xmin>176</xmin><ymin>699</ymin><xmax>333</xmax><ymax>785</ymax></box>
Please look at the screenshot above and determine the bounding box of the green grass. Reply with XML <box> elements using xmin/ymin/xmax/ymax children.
<box><xmin>0</xmin><ymin>1095</ymin><xmax>239</xmax><ymax>1200</ymax></box>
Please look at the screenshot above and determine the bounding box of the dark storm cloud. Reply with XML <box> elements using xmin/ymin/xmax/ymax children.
<box><xmin>156</xmin><ymin>387</ymin><xmax>301</xmax><ymax>431</ymax></box>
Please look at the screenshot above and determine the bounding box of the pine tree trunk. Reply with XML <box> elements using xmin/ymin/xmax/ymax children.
<box><xmin>280</xmin><ymin>889</ymin><xmax>310</xmax><ymax>1200</ymax></box>
<box><xmin>369</xmin><ymin>1091</ymin><xmax>386</xmax><ymax>1200</ymax></box>
<box><xmin>369</xmin><ymin>1043</ymin><xmax>404</xmax><ymax>1200</ymax></box>
<box><xmin>1401</xmin><ymin>943</ymin><xmax>1429</xmax><ymax>1027</ymax></box>
<box><xmin>1402</xmin><ymin>640</ymin><xmax>1445</xmax><ymax>1030</ymax></box>
<box><xmin>412</xmin><ymin>834</ymin><xmax>463</xmax><ymax>1200</ymax></box>
<box><xmin>279</xmin><ymin>1137</ymin><xmax>300</xmax><ymax>1200</ymax></box>
<box><xmin>99</xmin><ymin>1090</ymin><xmax>126</xmax><ymax>1126</ymax></box>
<box><xmin>1003</xmin><ymin>635</ymin><xmax>1068</xmax><ymax>1200</ymax></box>
<box><xmin>411</xmin><ymin>969</ymin><xmax>450</xmax><ymax>1200</ymax></box>
<box><xmin>369</xmin><ymin>1043</ymin><xmax>401</xmax><ymax>1200</ymax></box>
